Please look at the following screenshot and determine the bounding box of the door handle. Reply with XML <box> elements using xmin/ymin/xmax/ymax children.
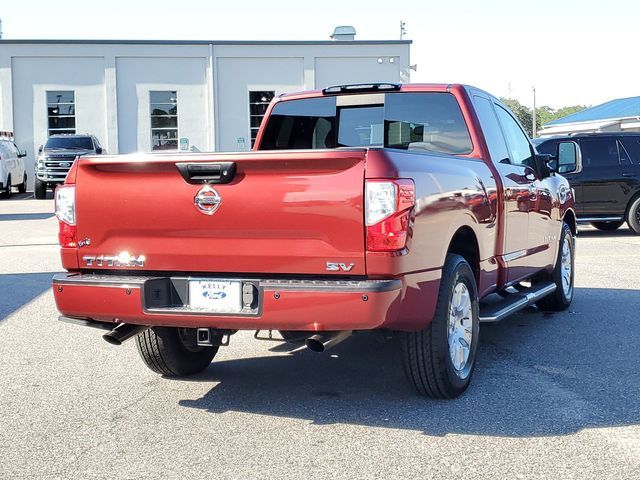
<box><xmin>176</xmin><ymin>162</ymin><xmax>237</xmax><ymax>184</ymax></box>
<box><xmin>621</xmin><ymin>172</ymin><xmax>634</xmax><ymax>178</ymax></box>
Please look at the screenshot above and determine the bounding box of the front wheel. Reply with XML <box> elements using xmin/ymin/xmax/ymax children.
<box><xmin>627</xmin><ymin>196</ymin><xmax>640</xmax><ymax>235</ymax></box>
<box><xmin>17</xmin><ymin>173</ymin><xmax>27</xmax><ymax>194</ymax></box>
<box><xmin>537</xmin><ymin>222</ymin><xmax>575</xmax><ymax>311</ymax></box>
<box><xmin>136</xmin><ymin>327</ymin><xmax>218</xmax><ymax>377</ymax></box>
<box><xmin>1</xmin><ymin>175</ymin><xmax>11</xmax><ymax>199</ymax></box>
<box><xmin>34</xmin><ymin>179</ymin><xmax>47</xmax><ymax>199</ymax></box>
<box><xmin>400</xmin><ymin>254</ymin><xmax>480</xmax><ymax>399</ymax></box>
<box><xmin>590</xmin><ymin>221</ymin><xmax>623</xmax><ymax>231</ymax></box>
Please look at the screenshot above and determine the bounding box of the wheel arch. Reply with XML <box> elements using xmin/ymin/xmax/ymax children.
<box><xmin>624</xmin><ymin>190</ymin><xmax>640</xmax><ymax>222</ymax></box>
<box><xmin>563</xmin><ymin>208</ymin><xmax>577</xmax><ymax>236</ymax></box>
<box><xmin>446</xmin><ymin>225</ymin><xmax>480</xmax><ymax>285</ymax></box>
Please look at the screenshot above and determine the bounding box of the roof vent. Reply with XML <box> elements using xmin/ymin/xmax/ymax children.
<box><xmin>331</xmin><ymin>26</ymin><xmax>356</xmax><ymax>41</ymax></box>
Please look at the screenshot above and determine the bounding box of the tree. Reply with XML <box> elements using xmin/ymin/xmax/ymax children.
<box><xmin>499</xmin><ymin>98</ymin><xmax>589</xmax><ymax>137</ymax></box>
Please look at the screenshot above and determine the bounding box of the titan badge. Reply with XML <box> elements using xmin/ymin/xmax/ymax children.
<box><xmin>83</xmin><ymin>251</ymin><xmax>146</xmax><ymax>267</ymax></box>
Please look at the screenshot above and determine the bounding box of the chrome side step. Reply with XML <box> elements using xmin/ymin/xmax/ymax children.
<box><xmin>577</xmin><ymin>216</ymin><xmax>623</xmax><ymax>223</ymax></box>
<box><xmin>479</xmin><ymin>282</ymin><xmax>556</xmax><ymax>323</ymax></box>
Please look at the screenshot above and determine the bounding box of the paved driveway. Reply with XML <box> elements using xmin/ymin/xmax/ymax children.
<box><xmin>1</xmin><ymin>196</ymin><xmax>638</xmax><ymax>479</ymax></box>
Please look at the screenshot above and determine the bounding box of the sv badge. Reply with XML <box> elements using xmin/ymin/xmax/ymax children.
<box><xmin>326</xmin><ymin>262</ymin><xmax>355</xmax><ymax>272</ymax></box>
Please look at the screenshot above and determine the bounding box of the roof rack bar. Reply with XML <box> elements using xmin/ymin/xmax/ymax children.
<box><xmin>322</xmin><ymin>83</ymin><xmax>402</xmax><ymax>95</ymax></box>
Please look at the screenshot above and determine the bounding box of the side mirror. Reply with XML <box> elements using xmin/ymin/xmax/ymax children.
<box><xmin>18</xmin><ymin>150</ymin><xmax>27</xmax><ymax>158</ymax></box>
<box><xmin>555</xmin><ymin>141</ymin><xmax>582</xmax><ymax>175</ymax></box>
<box><xmin>95</xmin><ymin>147</ymin><xmax>103</xmax><ymax>154</ymax></box>
<box><xmin>38</xmin><ymin>145</ymin><xmax>43</xmax><ymax>155</ymax></box>
<box><xmin>534</xmin><ymin>153</ymin><xmax>553</xmax><ymax>178</ymax></box>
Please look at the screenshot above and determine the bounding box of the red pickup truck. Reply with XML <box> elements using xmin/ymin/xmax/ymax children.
<box><xmin>53</xmin><ymin>83</ymin><xmax>580</xmax><ymax>399</ymax></box>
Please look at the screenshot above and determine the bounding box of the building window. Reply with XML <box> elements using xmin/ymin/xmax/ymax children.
<box><xmin>249</xmin><ymin>91</ymin><xmax>275</xmax><ymax>147</ymax></box>
<box><xmin>150</xmin><ymin>91</ymin><xmax>178</xmax><ymax>151</ymax></box>
<box><xmin>47</xmin><ymin>91</ymin><xmax>76</xmax><ymax>136</ymax></box>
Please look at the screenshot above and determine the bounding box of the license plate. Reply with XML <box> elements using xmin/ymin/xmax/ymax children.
<box><xmin>188</xmin><ymin>279</ymin><xmax>242</xmax><ymax>313</ymax></box>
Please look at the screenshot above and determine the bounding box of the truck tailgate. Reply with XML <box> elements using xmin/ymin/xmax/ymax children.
<box><xmin>73</xmin><ymin>150</ymin><xmax>367</xmax><ymax>275</ymax></box>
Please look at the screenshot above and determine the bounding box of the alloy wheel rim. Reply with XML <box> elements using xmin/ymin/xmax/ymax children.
<box><xmin>561</xmin><ymin>235</ymin><xmax>572</xmax><ymax>297</ymax></box>
<box><xmin>448</xmin><ymin>282</ymin><xmax>473</xmax><ymax>375</ymax></box>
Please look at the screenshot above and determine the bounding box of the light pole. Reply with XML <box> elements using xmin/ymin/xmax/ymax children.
<box><xmin>532</xmin><ymin>86</ymin><xmax>537</xmax><ymax>138</ymax></box>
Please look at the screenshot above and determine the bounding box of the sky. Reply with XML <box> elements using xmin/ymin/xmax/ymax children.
<box><xmin>2</xmin><ymin>0</ymin><xmax>639</xmax><ymax>109</ymax></box>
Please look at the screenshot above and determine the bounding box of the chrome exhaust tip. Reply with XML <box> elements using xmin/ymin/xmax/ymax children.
<box><xmin>305</xmin><ymin>330</ymin><xmax>351</xmax><ymax>353</ymax></box>
<box><xmin>102</xmin><ymin>323</ymin><xmax>149</xmax><ymax>346</ymax></box>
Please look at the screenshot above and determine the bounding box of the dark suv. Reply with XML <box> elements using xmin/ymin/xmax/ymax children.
<box><xmin>35</xmin><ymin>134</ymin><xmax>104</xmax><ymax>199</ymax></box>
<box><xmin>535</xmin><ymin>133</ymin><xmax>640</xmax><ymax>233</ymax></box>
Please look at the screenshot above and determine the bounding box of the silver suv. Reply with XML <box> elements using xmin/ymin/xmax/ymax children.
<box><xmin>35</xmin><ymin>134</ymin><xmax>104</xmax><ymax>199</ymax></box>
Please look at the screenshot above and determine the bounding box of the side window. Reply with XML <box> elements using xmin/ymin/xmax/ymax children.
<box><xmin>620</xmin><ymin>137</ymin><xmax>640</xmax><ymax>166</ymax></box>
<box><xmin>579</xmin><ymin>139</ymin><xmax>619</xmax><ymax>167</ymax></box>
<box><xmin>495</xmin><ymin>105</ymin><xmax>534</xmax><ymax>166</ymax></box>
<box><xmin>384</xmin><ymin>93</ymin><xmax>473</xmax><ymax>155</ymax></box>
<box><xmin>6</xmin><ymin>142</ymin><xmax>19</xmax><ymax>157</ymax></box>
<box><xmin>472</xmin><ymin>96</ymin><xmax>509</xmax><ymax>163</ymax></box>
<box><xmin>535</xmin><ymin>140</ymin><xmax>560</xmax><ymax>156</ymax></box>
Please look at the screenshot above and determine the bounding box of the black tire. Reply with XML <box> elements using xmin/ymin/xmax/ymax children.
<box><xmin>135</xmin><ymin>327</ymin><xmax>218</xmax><ymax>377</ymax></box>
<box><xmin>590</xmin><ymin>221</ymin><xmax>623</xmax><ymax>231</ymax></box>
<box><xmin>17</xmin><ymin>173</ymin><xmax>27</xmax><ymax>194</ymax></box>
<box><xmin>1</xmin><ymin>175</ymin><xmax>11</xmax><ymax>199</ymax></box>
<box><xmin>34</xmin><ymin>179</ymin><xmax>47</xmax><ymax>199</ymax></box>
<box><xmin>537</xmin><ymin>222</ymin><xmax>575</xmax><ymax>311</ymax></box>
<box><xmin>627</xmin><ymin>196</ymin><xmax>640</xmax><ymax>235</ymax></box>
<box><xmin>400</xmin><ymin>254</ymin><xmax>480</xmax><ymax>399</ymax></box>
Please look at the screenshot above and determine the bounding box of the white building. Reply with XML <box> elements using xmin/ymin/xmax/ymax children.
<box><xmin>0</xmin><ymin>32</ymin><xmax>411</xmax><ymax>184</ymax></box>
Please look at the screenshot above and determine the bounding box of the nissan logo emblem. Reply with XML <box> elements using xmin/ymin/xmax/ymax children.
<box><xmin>194</xmin><ymin>185</ymin><xmax>222</xmax><ymax>215</ymax></box>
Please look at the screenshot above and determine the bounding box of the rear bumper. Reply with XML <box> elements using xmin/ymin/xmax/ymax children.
<box><xmin>53</xmin><ymin>273</ymin><xmax>409</xmax><ymax>331</ymax></box>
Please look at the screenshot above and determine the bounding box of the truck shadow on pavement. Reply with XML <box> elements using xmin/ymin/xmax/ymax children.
<box><xmin>178</xmin><ymin>287</ymin><xmax>640</xmax><ymax>438</ymax></box>
<box><xmin>0</xmin><ymin>273</ymin><xmax>54</xmax><ymax>322</ymax></box>
<box><xmin>0</xmin><ymin>213</ymin><xmax>55</xmax><ymax>221</ymax></box>
<box><xmin>577</xmin><ymin>227</ymin><xmax>637</xmax><ymax>238</ymax></box>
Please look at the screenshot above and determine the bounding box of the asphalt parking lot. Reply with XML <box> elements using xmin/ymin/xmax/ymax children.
<box><xmin>1</xmin><ymin>194</ymin><xmax>639</xmax><ymax>480</ymax></box>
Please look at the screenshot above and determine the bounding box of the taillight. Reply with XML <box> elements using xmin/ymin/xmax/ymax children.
<box><xmin>365</xmin><ymin>179</ymin><xmax>415</xmax><ymax>252</ymax></box>
<box><xmin>55</xmin><ymin>185</ymin><xmax>77</xmax><ymax>248</ymax></box>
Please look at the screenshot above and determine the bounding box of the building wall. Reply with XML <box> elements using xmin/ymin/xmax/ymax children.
<box><xmin>11</xmin><ymin>56</ymin><xmax>107</xmax><ymax>163</ymax></box>
<box><xmin>115</xmin><ymin>57</ymin><xmax>209</xmax><ymax>153</ymax></box>
<box><xmin>314</xmin><ymin>56</ymin><xmax>401</xmax><ymax>88</ymax></box>
<box><xmin>0</xmin><ymin>40</ymin><xmax>410</xmax><ymax>186</ymax></box>
<box><xmin>215</xmin><ymin>56</ymin><xmax>305</xmax><ymax>151</ymax></box>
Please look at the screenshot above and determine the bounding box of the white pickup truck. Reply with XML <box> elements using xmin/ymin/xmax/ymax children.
<box><xmin>0</xmin><ymin>131</ymin><xmax>28</xmax><ymax>198</ymax></box>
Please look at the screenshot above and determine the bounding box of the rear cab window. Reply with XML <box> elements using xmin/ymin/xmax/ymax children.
<box><xmin>259</xmin><ymin>92</ymin><xmax>473</xmax><ymax>155</ymax></box>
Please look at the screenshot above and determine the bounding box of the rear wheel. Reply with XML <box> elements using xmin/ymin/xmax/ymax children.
<box><xmin>400</xmin><ymin>254</ymin><xmax>480</xmax><ymax>399</ymax></box>
<box><xmin>627</xmin><ymin>196</ymin><xmax>640</xmax><ymax>235</ymax></box>
<box><xmin>1</xmin><ymin>175</ymin><xmax>11</xmax><ymax>199</ymax></box>
<box><xmin>136</xmin><ymin>327</ymin><xmax>218</xmax><ymax>377</ymax></box>
<box><xmin>34</xmin><ymin>179</ymin><xmax>47</xmax><ymax>199</ymax></box>
<box><xmin>590</xmin><ymin>221</ymin><xmax>623</xmax><ymax>231</ymax></box>
<box><xmin>537</xmin><ymin>222</ymin><xmax>574</xmax><ymax>311</ymax></box>
<box><xmin>17</xmin><ymin>173</ymin><xmax>27</xmax><ymax>194</ymax></box>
